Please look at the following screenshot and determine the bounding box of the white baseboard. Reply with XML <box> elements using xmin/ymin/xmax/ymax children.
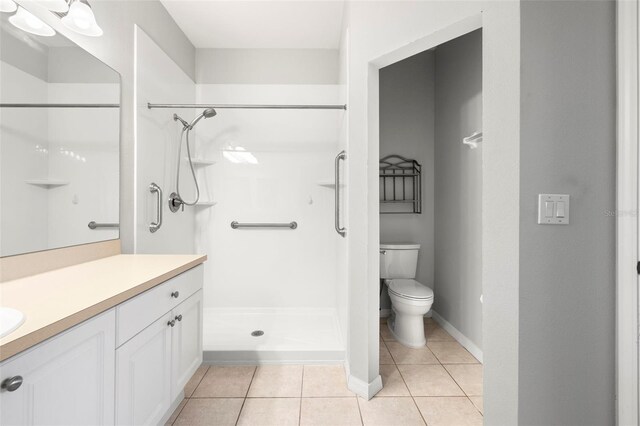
<box><xmin>431</xmin><ymin>310</ymin><xmax>483</xmax><ymax>363</ymax></box>
<box><xmin>345</xmin><ymin>361</ymin><xmax>383</xmax><ymax>399</ymax></box>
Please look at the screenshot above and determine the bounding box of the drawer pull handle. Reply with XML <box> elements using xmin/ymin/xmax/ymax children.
<box><xmin>168</xmin><ymin>320</ymin><xmax>176</xmax><ymax>327</ymax></box>
<box><xmin>1</xmin><ymin>376</ymin><xmax>23</xmax><ymax>392</ymax></box>
<box><xmin>171</xmin><ymin>291</ymin><xmax>180</xmax><ymax>299</ymax></box>
<box><xmin>175</xmin><ymin>314</ymin><xmax>183</xmax><ymax>322</ymax></box>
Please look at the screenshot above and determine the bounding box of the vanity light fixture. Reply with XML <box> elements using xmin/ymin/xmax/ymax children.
<box><xmin>61</xmin><ymin>0</ymin><xmax>102</xmax><ymax>37</ymax></box>
<box><xmin>0</xmin><ymin>0</ymin><xmax>17</xmax><ymax>13</ymax></box>
<box><xmin>9</xmin><ymin>6</ymin><xmax>55</xmax><ymax>37</ymax></box>
<box><xmin>38</xmin><ymin>0</ymin><xmax>69</xmax><ymax>13</ymax></box>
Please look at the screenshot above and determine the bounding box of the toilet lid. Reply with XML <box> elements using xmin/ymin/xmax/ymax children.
<box><xmin>388</xmin><ymin>279</ymin><xmax>434</xmax><ymax>300</ymax></box>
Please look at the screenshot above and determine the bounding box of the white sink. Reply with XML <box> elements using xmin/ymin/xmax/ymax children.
<box><xmin>0</xmin><ymin>308</ymin><xmax>25</xmax><ymax>339</ymax></box>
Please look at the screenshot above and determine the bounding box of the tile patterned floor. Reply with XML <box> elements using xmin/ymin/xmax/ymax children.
<box><xmin>167</xmin><ymin>317</ymin><xmax>483</xmax><ymax>426</ymax></box>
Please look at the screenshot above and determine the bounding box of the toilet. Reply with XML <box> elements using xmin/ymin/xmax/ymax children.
<box><xmin>380</xmin><ymin>243</ymin><xmax>434</xmax><ymax>348</ymax></box>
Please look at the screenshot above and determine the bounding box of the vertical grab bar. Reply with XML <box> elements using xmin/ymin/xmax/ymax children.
<box><xmin>149</xmin><ymin>183</ymin><xmax>162</xmax><ymax>233</ymax></box>
<box><xmin>335</xmin><ymin>150</ymin><xmax>346</xmax><ymax>237</ymax></box>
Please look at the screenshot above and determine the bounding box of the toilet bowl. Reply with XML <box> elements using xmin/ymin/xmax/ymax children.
<box><xmin>385</xmin><ymin>279</ymin><xmax>434</xmax><ymax>347</ymax></box>
<box><xmin>380</xmin><ymin>243</ymin><xmax>434</xmax><ymax>348</ymax></box>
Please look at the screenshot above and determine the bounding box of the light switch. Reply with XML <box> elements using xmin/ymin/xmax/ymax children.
<box><xmin>538</xmin><ymin>194</ymin><xmax>570</xmax><ymax>225</ymax></box>
<box><xmin>545</xmin><ymin>201</ymin><xmax>554</xmax><ymax>218</ymax></box>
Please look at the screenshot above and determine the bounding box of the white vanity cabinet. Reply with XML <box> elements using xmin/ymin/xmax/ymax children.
<box><xmin>0</xmin><ymin>262</ymin><xmax>204</xmax><ymax>426</ymax></box>
<box><xmin>115</xmin><ymin>265</ymin><xmax>203</xmax><ymax>425</ymax></box>
<box><xmin>0</xmin><ymin>310</ymin><xmax>116</xmax><ymax>426</ymax></box>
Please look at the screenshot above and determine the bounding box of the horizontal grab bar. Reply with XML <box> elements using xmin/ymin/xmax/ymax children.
<box><xmin>148</xmin><ymin>103</ymin><xmax>346</xmax><ymax>110</ymax></box>
<box><xmin>88</xmin><ymin>221</ymin><xmax>119</xmax><ymax>229</ymax></box>
<box><xmin>231</xmin><ymin>221</ymin><xmax>298</xmax><ymax>229</ymax></box>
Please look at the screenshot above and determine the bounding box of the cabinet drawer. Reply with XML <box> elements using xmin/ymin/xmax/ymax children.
<box><xmin>116</xmin><ymin>265</ymin><xmax>203</xmax><ymax>347</ymax></box>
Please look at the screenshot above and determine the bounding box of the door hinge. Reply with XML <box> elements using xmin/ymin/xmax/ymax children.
<box><xmin>637</xmin><ymin>261</ymin><xmax>640</xmax><ymax>275</ymax></box>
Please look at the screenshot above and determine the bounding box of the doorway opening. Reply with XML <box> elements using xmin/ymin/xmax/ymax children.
<box><xmin>375</xmin><ymin>25</ymin><xmax>484</xmax><ymax>422</ymax></box>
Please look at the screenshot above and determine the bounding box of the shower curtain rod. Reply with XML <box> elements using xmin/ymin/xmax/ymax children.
<box><xmin>147</xmin><ymin>102</ymin><xmax>347</xmax><ymax>110</ymax></box>
<box><xmin>0</xmin><ymin>103</ymin><xmax>119</xmax><ymax>108</ymax></box>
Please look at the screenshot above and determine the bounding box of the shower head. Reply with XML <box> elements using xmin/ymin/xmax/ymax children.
<box><xmin>203</xmin><ymin>108</ymin><xmax>217</xmax><ymax>118</ymax></box>
<box><xmin>188</xmin><ymin>108</ymin><xmax>217</xmax><ymax>129</ymax></box>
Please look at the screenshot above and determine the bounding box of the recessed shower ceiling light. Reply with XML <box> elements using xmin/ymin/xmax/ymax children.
<box><xmin>38</xmin><ymin>0</ymin><xmax>69</xmax><ymax>13</ymax></box>
<box><xmin>9</xmin><ymin>6</ymin><xmax>55</xmax><ymax>37</ymax></box>
<box><xmin>0</xmin><ymin>0</ymin><xmax>17</xmax><ymax>13</ymax></box>
<box><xmin>61</xmin><ymin>0</ymin><xmax>102</xmax><ymax>37</ymax></box>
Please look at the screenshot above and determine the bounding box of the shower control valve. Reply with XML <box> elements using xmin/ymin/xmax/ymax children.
<box><xmin>168</xmin><ymin>192</ymin><xmax>185</xmax><ymax>213</ymax></box>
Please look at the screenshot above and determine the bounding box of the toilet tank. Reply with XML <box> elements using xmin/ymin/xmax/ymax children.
<box><xmin>380</xmin><ymin>243</ymin><xmax>421</xmax><ymax>279</ymax></box>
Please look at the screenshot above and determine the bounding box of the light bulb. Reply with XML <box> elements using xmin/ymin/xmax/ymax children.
<box><xmin>9</xmin><ymin>6</ymin><xmax>55</xmax><ymax>37</ymax></box>
<box><xmin>0</xmin><ymin>0</ymin><xmax>17</xmax><ymax>13</ymax></box>
<box><xmin>61</xmin><ymin>1</ymin><xmax>102</xmax><ymax>37</ymax></box>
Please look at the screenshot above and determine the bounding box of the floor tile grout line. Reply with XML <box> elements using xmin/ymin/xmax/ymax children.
<box><xmin>170</xmin><ymin>364</ymin><xmax>211</xmax><ymax>425</ymax></box>
<box><xmin>411</xmin><ymin>395</ymin><xmax>429</xmax><ymax>426</ymax></box>
<box><xmin>169</xmin><ymin>399</ymin><xmax>188</xmax><ymax>426</ymax></box>
<box><xmin>355</xmin><ymin>395</ymin><xmax>365</xmax><ymax>426</ymax></box>
<box><xmin>298</xmin><ymin>365</ymin><xmax>304</xmax><ymax>425</ymax></box>
<box><xmin>187</xmin><ymin>365</ymin><xmax>210</xmax><ymax>398</ymax></box>
<box><xmin>234</xmin><ymin>365</ymin><xmax>257</xmax><ymax>426</ymax></box>
<box><xmin>441</xmin><ymin>363</ymin><xmax>472</xmax><ymax>398</ymax></box>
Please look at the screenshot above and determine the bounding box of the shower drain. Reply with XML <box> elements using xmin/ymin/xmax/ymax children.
<box><xmin>251</xmin><ymin>330</ymin><xmax>264</xmax><ymax>337</ymax></box>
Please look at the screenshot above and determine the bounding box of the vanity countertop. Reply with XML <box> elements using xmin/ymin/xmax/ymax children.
<box><xmin>0</xmin><ymin>254</ymin><xmax>207</xmax><ymax>362</ymax></box>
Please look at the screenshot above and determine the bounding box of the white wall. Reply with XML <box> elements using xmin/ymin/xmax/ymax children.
<box><xmin>379</xmin><ymin>50</ymin><xmax>435</xmax><ymax>311</ymax></box>
<box><xmin>343</xmin><ymin>2</ymin><xmax>521</xmax><ymax>419</ymax></box>
<box><xmin>134</xmin><ymin>27</ymin><xmax>196</xmax><ymax>254</ymax></box>
<box><xmin>194</xmin><ymin>84</ymin><xmax>342</xmax><ymax>310</ymax></box>
<box><xmin>197</xmin><ymin>49</ymin><xmax>339</xmax><ymax>85</ymax></box>
<box><xmin>433</xmin><ymin>30</ymin><xmax>483</xmax><ymax>351</ymax></box>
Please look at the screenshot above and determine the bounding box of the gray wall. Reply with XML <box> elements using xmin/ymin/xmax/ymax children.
<box><xmin>379</xmin><ymin>51</ymin><xmax>435</xmax><ymax>310</ymax></box>
<box><xmin>16</xmin><ymin>0</ymin><xmax>196</xmax><ymax>253</ymax></box>
<box><xmin>434</xmin><ymin>30</ymin><xmax>483</xmax><ymax>350</ymax></box>
<box><xmin>519</xmin><ymin>1</ymin><xmax>616</xmax><ymax>424</ymax></box>
<box><xmin>196</xmin><ymin>49</ymin><xmax>339</xmax><ymax>84</ymax></box>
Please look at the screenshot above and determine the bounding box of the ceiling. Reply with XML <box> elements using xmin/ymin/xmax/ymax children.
<box><xmin>160</xmin><ymin>1</ymin><xmax>345</xmax><ymax>49</ymax></box>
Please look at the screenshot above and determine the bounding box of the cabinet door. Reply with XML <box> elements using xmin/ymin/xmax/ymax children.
<box><xmin>0</xmin><ymin>310</ymin><xmax>116</xmax><ymax>426</ymax></box>
<box><xmin>116</xmin><ymin>312</ymin><xmax>172</xmax><ymax>426</ymax></box>
<box><xmin>171</xmin><ymin>289</ymin><xmax>203</xmax><ymax>400</ymax></box>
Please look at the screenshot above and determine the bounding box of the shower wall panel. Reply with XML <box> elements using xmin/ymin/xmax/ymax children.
<box><xmin>0</xmin><ymin>62</ymin><xmax>49</xmax><ymax>256</ymax></box>
<box><xmin>195</xmin><ymin>84</ymin><xmax>342</xmax><ymax>310</ymax></box>
<box><xmin>134</xmin><ymin>27</ymin><xmax>196</xmax><ymax>254</ymax></box>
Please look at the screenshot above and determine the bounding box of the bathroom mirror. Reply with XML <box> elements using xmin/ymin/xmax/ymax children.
<box><xmin>0</xmin><ymin>14</ymin><xmax>120</xmax><ymax>257</ymax></box>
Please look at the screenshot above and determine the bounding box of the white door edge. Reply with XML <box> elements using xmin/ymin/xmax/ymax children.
<box><xmin>616</xmin><ymin>1</ymin><xmax>639</xmax><ymax>424</ymax></box>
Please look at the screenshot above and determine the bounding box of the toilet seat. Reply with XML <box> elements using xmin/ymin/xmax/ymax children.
<box><xmin>388</xmin><ymin>279</ymin><xmax>434</xmax><ymax>301</ymax></box>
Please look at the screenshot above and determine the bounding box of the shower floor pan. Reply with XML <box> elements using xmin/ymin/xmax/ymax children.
<box><xmin>203</xmin><ymin>308</ymin><xmax>345</xmax><ymax>364</ymax></box>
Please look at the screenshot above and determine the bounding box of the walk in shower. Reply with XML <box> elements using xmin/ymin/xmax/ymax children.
<box><xmin>135</xmin><ymin>27</ymin><xmax>348</xmax><ymax>364</ymax></box>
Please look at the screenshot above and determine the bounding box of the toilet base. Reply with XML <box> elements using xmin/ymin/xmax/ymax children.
<box><xmin>387</xmin><ymin>310</ymin><xmax>427</xmax><ymax>348</ymax></box>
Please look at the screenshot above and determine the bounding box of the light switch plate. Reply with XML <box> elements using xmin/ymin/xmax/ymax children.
<box><xmin>537</xmin><ymin>194</ymin><xmax>570</xmax><ymax>225</ymax></box>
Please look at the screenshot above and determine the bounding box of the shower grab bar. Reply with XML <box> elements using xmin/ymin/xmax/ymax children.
<box><xmin>147</xmin><ymin>102</ymin><xmax>346</xmax><ymax>111</ymax></box>
<box><xmin>88</xmin><ymin>221</ymin><xmax>119</xmax><ymax>230</ymax></box>
<box><xmin>231</xmin><ymin>221</ymin><xmax>298</xmax><ymax>229</ymax></box>
<box><xmin>335</xmin><ymin>150</ymin><xmax>347</xmax><ymax>237</ymax></box>
<box><xmin>149</xmin><ymin>183</ymin><xmax>162</xmax><ymax>233</ymax></box>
